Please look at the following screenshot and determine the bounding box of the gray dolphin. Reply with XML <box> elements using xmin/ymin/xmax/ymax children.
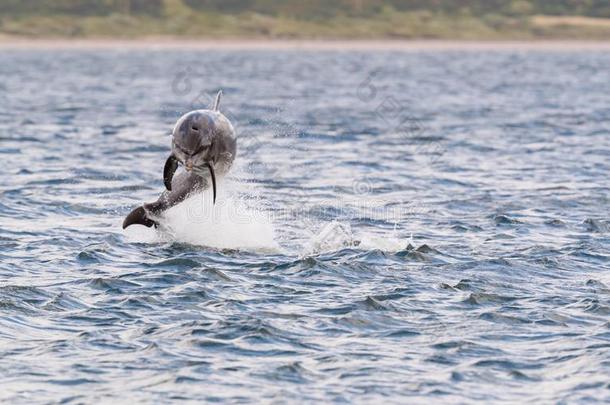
<box><xmin>123</xmin><ymin>91</ymin><xmax>236</xmax><ymax>229</ymax></box>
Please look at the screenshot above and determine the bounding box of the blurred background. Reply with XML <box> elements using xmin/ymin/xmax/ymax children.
<box><xmin>1</xmin><ymin>0</ymin><xmax>610</xmax><ymax>40</ymax></box>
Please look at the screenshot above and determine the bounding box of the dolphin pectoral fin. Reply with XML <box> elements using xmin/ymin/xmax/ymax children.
<box><xmin>122</xmin><ymin>206</ymin><xmax>158</xmax><ymax>229</ymax></box>
<box><xmin>206</xmin><ymin>162</ymin><xmax>217</xmax><ymax>204</ymax></box>
<box><xmin>163</xmin><ymin>155</ymin><xmax>179</xmax><ymax>191</ymax></box>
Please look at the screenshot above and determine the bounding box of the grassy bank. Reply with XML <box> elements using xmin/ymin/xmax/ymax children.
<box><xmin>1</xmin><ymin>7</ymin><xmax>610</xmax><ymax>40</ymax></box>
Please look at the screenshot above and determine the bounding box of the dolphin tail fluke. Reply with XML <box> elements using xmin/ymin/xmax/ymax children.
<box><xmin>212</xmin><ymin>90</ymin><xmax>222</xmax><ymax>111</ymax></box>
<box><xmin>122</xmin><ymin>206</ymin><xmax>158</xmax><ymax>229</ymax></box>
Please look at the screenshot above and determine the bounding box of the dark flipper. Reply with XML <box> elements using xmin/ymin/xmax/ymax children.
<box><xmin>163</xmin><ymin>155</ymin><xmax>179</xmax><ymax>191</ymax></box>
<box><xmin>122</xmin><ymin>206</ymin><xmax>158</xmax><ymax>229</ymax></box>
<box><xmin>206</xmin><ymin>162</ymin><xmax>217</xmax><ymax>204</ymax></box>
<box><xmin>122</xmin><ymin>172</ymin><xmax>206</xmax><ymax>230</ymax></box>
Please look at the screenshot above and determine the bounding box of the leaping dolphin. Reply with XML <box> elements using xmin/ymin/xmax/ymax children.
<box><xmin>123</xmin><ymin>91</ymin><xmax>236</xmax><ymax>229</ymax></box>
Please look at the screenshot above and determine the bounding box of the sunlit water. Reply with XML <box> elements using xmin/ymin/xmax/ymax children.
<box><xmin>1</xmin><ymin>47</ymin><xmax>609</xmax><ymax>402</ymax></box>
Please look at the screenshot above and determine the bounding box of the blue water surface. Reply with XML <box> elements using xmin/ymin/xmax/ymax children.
<box><xmin>0</xmin><ymin>46</ymin><xmax>609</xmax><ymax>403</ymax></box>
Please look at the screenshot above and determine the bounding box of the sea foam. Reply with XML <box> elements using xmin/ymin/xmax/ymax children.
<box><xmin>124</xmin><ymin>180</ymin><xmax>280</xmax><ymax>252</ymax></box>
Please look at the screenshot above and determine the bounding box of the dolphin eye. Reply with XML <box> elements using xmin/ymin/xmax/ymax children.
<box><xmin>191</xmin><ymin>125</ymin><xmax>199</xmax><ymax>131</ymax></box>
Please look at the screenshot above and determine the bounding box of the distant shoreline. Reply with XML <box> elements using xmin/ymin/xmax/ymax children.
<box><xmin>1</xmin><ymin>38</ymin><xmax>610</xmax><ymax>51</ymax></box>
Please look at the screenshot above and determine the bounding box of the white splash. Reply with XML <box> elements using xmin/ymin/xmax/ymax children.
<box><xmin>305</xmin><ymin>220</ymin><xmax>409</xmax><ymax>255</ymax></box>
<box><xmin>124</xmin><ymin>181</ymin><xmax>281</xmax><ymax>253</ymax></box>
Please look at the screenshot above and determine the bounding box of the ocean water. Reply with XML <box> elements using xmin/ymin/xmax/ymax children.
<box><xmin>0</xmin><ymin>47</ymin><xmax>609</xmax><ymax>403</ymax></box>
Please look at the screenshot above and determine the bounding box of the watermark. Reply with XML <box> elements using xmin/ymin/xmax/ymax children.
<box><xmin>164</xmin><ymin>60</ymin><xmax>437</xmax><ymax>239</ymax></box>
<box><xmin>352</xmin><ymin>176</ymin><xmax>373</xmax><ymax>195</ymax></box>
<box><xmin>168</xmin><ymin>60</ymin><xmax>279</xmax><ymax>177</ymax></box>
<box><xmin>181</xmin><ymin>195</ymin><xmax>430</xmax><ymax>226</ymax></box>
<box><xmin>357</xmin><ymin>70</ymin><xmax>445</xmax><ymax>165</ymax></box>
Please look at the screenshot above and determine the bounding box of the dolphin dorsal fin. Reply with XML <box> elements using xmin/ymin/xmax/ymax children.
<box><xmin>212</xmin><ymin>90</ymin><xmax>222</xmax><ymax>111</ymax></box>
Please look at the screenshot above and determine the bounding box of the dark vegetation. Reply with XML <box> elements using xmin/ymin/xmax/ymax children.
<box><xmin>1</xmin><ymin>0</ymin><xmax>609</xmax><ymax>39</ymax></box>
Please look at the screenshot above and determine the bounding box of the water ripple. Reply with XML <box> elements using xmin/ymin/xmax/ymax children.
<box><xmin>0</xmin><ymin>48</ymin><xmax>609</xmax><ymax>403</ymax></box>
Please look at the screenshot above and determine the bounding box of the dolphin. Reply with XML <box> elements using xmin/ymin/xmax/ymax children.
<box><xmin>123</xmin><ymin>91</ymin><xmax>236</xmax><ymax>229</ymax></box>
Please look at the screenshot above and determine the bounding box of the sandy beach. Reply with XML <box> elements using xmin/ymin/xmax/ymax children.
<box><xmin>1</xmin><ymin>38</ymin><xmax>610</xmax><ymax>51</ymax></box>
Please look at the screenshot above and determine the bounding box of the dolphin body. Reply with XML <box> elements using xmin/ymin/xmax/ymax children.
<box><xmin>123</xmin><ymin>91</ymin><xmax>236</xmax><ymax>229</ymax></box>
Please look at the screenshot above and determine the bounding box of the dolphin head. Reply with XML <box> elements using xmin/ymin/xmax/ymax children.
<box><xmin>163</xmin><ymin>91</ymin><xmax>225</xmax><ymax>203</ymax></box>
<box><xmin>171</xmin><ymin>111</ymin><xmax>218</xmax><ymax>172</ymax></box>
